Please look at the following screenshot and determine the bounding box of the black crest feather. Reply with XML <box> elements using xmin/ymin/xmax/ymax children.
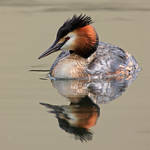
<box><xmin>56</xmin><ymin>14</ymin><xmax>93</xmax><ymax>41</ymax></box>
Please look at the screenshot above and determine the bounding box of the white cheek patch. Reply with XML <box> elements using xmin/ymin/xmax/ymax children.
<box><xmin>61</xmin><ymin>33</ymin><xmax>76</xmax><ymax>50</ymax></box>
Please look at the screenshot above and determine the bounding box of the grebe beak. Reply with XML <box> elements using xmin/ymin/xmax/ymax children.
<box><xmin>38</xmin><ymin>40</ymin><xmax>66</xmax><ymax>59</ymax></box>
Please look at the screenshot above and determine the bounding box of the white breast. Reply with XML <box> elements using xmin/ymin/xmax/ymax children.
<box><xmin>53</xmin><ymin>61</ymin><xmax>77</xmax><ymax>78</ymax></box>
<box><xmin>51</xmin><ymin>55</ymin><xmax>86</xmax><ymax>79</ymax></box>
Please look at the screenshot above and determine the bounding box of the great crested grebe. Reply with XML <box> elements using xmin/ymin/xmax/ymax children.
<box><xmin>38</xmin><ymin>14</ymin><xmax>139</xmax><ymax>79</ymax></box>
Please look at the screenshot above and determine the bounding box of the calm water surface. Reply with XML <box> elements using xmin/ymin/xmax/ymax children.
<box><xmin>0</xmin><ymin>0</ymin><xmax>150</xmax><ymax>149</ymax></box>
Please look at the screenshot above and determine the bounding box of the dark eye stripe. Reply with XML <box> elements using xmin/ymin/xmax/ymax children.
<box><xmin>65</xmin><ymin>37</ymin><xmax>70</xmax><ymax>41</ymax></box>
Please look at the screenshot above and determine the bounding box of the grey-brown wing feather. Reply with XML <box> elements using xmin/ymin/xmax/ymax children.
<box><xmin>86</xmin><ymin>42</ymin><xmax>128</xmax><ymax>75</ymax></box>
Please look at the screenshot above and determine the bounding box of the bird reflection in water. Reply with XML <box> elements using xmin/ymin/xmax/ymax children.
<box><xmin>40</xmin><ymin>96</ymin><xmax>99</xmax><ymax>142</ymax></box>
<box><xmin>40</xmin><ymin>73</ymin><xmax>138</xmax><ymax>142</ymax></box>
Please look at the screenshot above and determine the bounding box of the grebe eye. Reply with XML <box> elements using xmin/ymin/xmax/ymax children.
<box><xmin>65</xmin><ymin>37</ymin><xmax>70</xmax><ymax>41</ymax></box>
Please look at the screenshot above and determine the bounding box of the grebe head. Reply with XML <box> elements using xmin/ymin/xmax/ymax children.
<box><xmin>38</xmin><ymin>14</ymin><xmax>99</xmax><ymax>59</ymax></box>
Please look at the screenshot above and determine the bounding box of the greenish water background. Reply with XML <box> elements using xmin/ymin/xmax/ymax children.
<box><xmin>0</xmin><ymin>0</ymin><xmax>149</xmax><ymax>149</ymax></box>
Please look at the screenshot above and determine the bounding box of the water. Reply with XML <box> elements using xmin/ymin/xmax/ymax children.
<box><xmin>39</xmin><ymin>74</ymin><xmax>139</xmax><ymax>142</ymax></box>
<box><xmin>0</xmin><ymin>0</ymin><xmax>149</xmax><ymax>149</ymax></box>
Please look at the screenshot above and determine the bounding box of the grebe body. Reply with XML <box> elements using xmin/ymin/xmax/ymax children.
<box><xmin>38</xmin><ymin>15</ymin><xmax>139</xmax><ymax>79</ymax></box>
